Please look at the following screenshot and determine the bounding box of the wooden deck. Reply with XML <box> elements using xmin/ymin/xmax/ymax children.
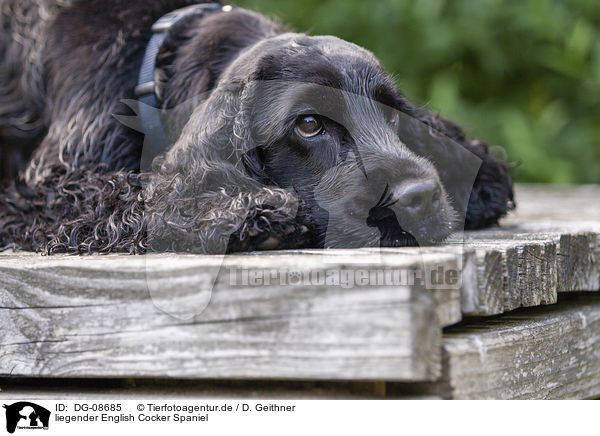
<box><xmin>1</xmin><ymin>184</ymin><xmax>599</xmax><ymax>399</ymax></box>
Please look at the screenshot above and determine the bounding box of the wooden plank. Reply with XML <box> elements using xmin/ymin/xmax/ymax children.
<box><xmin>443</xmin><ymin>184</ymin><xmax>600</xmax><ymax>316</ymax></box>
<box><xmin>458</xmin><ymin>184</ymin><xmax>600</xmax><ymax>316</ymax></box>
<box><xmin>460</xmin><ymin>248</ymin><xmax>504</xmax><ymax>315</ymax></box>
<box><xmin>425</xmin><ymin>295</ymin><xmax>600</xmax><ymax>399</ymax></box>
<box><xmin>454</xmin><ymin>182</ymin><xmax>600</xmax><ymax>316</ymax></box>
<box><xmin>558</xmin><ymin>232</ymin><xmax>600</xmax><ymax>293</ymax></box>
<box><xmin>505</xmin><ymin>185</ymin><xmax>600</xmax><ymax>295</ymax></box>
<box><xmin>457</xmin><ymin>227</ymin><xmax>599</xmax><ymax>315</ymax></box>
<box><xmin>0</xmin><ymin>251</ymin><xmax>449</xmax><ymax>381</ymax></box>
<box><xmin>459</xmin><ymin>236</ymin><xmax>558</xmax><ymax>314</ymax></box>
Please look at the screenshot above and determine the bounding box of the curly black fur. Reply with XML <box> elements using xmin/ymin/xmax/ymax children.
<box><xmin>0</xmin><ymin>0</ymin><xmax>514</xmax><ymax>254</ymax></box>
<box><xmin>0</xmin><ymin>164</ymin><xmax>146</xmax><ymax>253</ymax></box>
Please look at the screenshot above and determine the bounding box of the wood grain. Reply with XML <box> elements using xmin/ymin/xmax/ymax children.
<box><xmin>0</xmin><ymin>252</ymin><xmax>448</xmax><ymax>381</ymax></box>
<box><xmin>454</xmin><ymin>183</ymin><xmax>600</xmax><ymax>315</ymax></box>
<box><xmin>434</xmin><ymin>295</ymin><xmax>600</xmax><ymax>399</ymax></box>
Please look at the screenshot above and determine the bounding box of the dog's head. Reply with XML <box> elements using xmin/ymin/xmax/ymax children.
<box><xmin>153</xmin><ymin>31</ymin><xmax>482</xmax><ymax>250</ymax></box>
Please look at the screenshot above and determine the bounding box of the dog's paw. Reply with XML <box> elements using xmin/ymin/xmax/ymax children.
<box><xmin>256</xmin><ymin>223</ymin><xmax>310</xmax><ymax>250</ymax></box>
<box><xmin>228</xmin><ymin>206</ymin><xmax>312</xmax><ymax>252</ymax></box>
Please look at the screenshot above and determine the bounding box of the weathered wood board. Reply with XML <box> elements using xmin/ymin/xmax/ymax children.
<box><xmin>419</xmin><ymin>294</ymin><xmax>600</xmax><ymax>399</ymax></box>
<box><xmin>0</xmin><ymin>251</ymin><xmax>452</xmax><ymax>381</ymax></box>
<box><xmin>455</xmin><ymin>184</ymin><xmax>600</xmax><ymax>315</ymax></box>
<box><xmin>457</xmin><ymin>228</ymin><xmax>599</xmax><ymax>315</ymax></box>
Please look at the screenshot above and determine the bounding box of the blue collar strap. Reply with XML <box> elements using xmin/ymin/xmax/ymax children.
<box><xmin>135</xmin><ymin>3</ymin><xmax>232</xmax><ymax>170</ymax></box>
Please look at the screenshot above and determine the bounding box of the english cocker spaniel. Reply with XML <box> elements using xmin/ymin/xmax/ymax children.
<box><xmin>0</xmin><ymin>1</ymin><xmax>514</xmax><ymax>254</ymax></box>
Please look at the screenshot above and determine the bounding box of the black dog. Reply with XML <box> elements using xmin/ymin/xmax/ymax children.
<box><xmin>0</xmin><ymin>0</ymin><xmax>514</xmax><ymax>254</ymax></box>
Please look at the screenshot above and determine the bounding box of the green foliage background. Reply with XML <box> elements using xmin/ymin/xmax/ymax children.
<box><xmin>236</xmin><ymin>0</ymin><xmax>600</xmax><ymax>184</ymax></box>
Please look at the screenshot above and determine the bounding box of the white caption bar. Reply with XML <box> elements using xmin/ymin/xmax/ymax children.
<box><xmin>0</xmin><ymin>400</ymin><xmax>595</xmax><ymax>436</ymax></box>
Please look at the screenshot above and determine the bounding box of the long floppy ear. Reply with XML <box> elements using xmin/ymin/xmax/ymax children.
<box><xmin>461</xmin><ymin>138</ymin><xmax>515</xmax><ymax>229</ymax></box>
<box><xmin>143</xmin><ymin>81</ymin><xmax>300</xmax><ymax>254</ymax></box>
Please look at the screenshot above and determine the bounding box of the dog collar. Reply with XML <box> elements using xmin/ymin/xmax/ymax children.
<box><xmin>135</xmin><ymin>3</ymin><xmax>232</xmax><ymax>170</ymax></box>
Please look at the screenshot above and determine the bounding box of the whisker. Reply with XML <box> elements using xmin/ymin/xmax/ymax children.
<box><xmin>381</xmin><ymin>197</ymin><xmax>398</xmax><ymax>209</ymax></box>
<box><xmin>375</xmin><ymin>183</ymin><xmax>390</xmax><ymax>207</ymax></box>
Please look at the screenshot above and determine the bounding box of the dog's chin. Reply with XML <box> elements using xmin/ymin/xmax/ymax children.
<box><xmin>307</xmin><ymin>214</ymin><xmax>449</xmax><ymax>249</ymax></box>
<box><xmin>379</xmin><ymin>227</ymin><xmax>420</xmax><ymax>247</ymax></box>
<box><xmin>377</xmin><ymin>225</ymin><xmax>454</xmax><ymax>247</ymax></box>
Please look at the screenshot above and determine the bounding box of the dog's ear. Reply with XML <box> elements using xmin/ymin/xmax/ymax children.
<box><xmin>233</xmin><ymin>81</ymin><xmax>273</xmax><ymax>184</ymax></box>
<box><xmin>241</xmin><ymin>145</ymin><xmax>271</xmax><ymax>184</ymax></box>
<box><xmin>143</xmin><ymin>81</ymin><xmax>299</xmax><ymax>253</ymax></box>
<box><xmin>462</xmin><ymin>140</ymin><xmax>515</xmax><ymax>229</ymax></box>
<box><xmin>419</xmin><ymin>110</ymin><xmax>515</xmax><ymax>228</ymax></box>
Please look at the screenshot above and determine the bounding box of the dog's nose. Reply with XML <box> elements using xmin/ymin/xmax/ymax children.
<box><xmin>392</xmin><ymin>178</ymin><xmax>442</xmax><ymax>217</ymax></box>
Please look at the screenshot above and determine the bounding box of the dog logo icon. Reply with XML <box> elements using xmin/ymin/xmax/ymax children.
<box><xmin>3</xmin><ymin>402</ymin><xmax>50</xmax><ymax>434</ymax></box>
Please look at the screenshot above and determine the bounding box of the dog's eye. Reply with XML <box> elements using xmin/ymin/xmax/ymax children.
<box><xmin>295</xmin><ymin>115</ymin><xmax>323</xmax><ymax>138</ymax></box>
